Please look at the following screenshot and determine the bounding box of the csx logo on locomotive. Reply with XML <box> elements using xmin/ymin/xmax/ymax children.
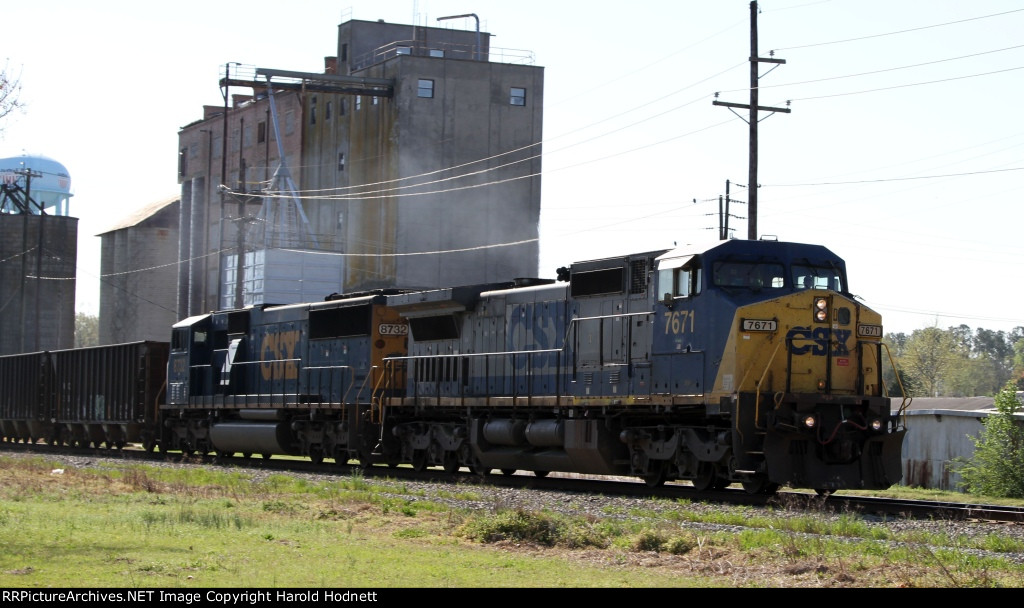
<box><xmin>261</xmin><ymin>330</ymin><xmax>299</xmax><ymax>380</ymax></box>
<box><xmin>785</xmin><ymin>326</ymin><xmax>852</xmax><ymax>357</ymax></box>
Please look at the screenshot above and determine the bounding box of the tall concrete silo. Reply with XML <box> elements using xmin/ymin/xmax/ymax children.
<box><xmin>0</xmin><ymin>153</ymin><xmax>77</xmax><ymax>355</ymax></box>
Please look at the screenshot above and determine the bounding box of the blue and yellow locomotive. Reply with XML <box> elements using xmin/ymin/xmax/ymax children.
<box><xmin>134</xmin><ymin>238</ymin><xmax>907</xmax><ymax>494</ymax></box>
<box><xmin>377</xmin><ymin>238</ymin><xmax>906</xmax><ymax>493</ymax></box>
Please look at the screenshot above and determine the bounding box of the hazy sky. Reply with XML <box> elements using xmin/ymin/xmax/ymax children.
<box><xmin>2</xmin><ymin>0</ymin><xmax>1022</xmax><ymax>336</ymax></box>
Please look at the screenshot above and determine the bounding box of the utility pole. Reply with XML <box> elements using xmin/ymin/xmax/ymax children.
<box><xmin>719</xmin><ymin>180</ymin><xmax>732</xmax><ymax>240</ymax></box>
<box><xmin>234</xmin><ymin>156</ymin><xmax>247</xmax><ymax>310</ymax></box>
<box><xmin>718</xmin><ymin>180</ymin><xmax>747</xmax><ymax>240</ymax></box>
<box><xmin>221</xmin><ymin>62</ymin><xmax>238</xmax><ymax>311</ymax></box>
<box><xmin>16</xmin><ymin>168</ymin><xmax>41</xmax><ymax>352</ymax></box>
<box><xmin>712</xmin><ymin>1</ymin><xmax>790</xmax><ymax>240</ymax></box>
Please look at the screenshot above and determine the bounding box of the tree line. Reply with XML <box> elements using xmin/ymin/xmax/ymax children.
<box><xmin>883</xmin><ymin>325</ymin><xmax>1024</xmax><ymax>398</ymax></box>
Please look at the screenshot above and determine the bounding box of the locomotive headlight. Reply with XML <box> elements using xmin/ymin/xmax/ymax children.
<box><xmin>870</xmin><ymin>419</ymin><xmax>883</xmax><ymax>432</ymax></box>
<box><xmin>803</xmin><ymin>415</ymin><xmax>817</xmax><ymax>429</ymax></box>
<box><xmin>814</xmin><ymin>297</ymin><xmax>829</xmax><ymax>322</ymax></box>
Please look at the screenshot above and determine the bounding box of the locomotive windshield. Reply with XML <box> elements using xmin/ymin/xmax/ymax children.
<box><xmin>792</xmin><ymin>264</ymin><xmax>844</xmax><ymax>291</ymax></box>
<box><xmin>712</xmin><ymin>261</ymin><xmax>785</xmax><ymax>289</ymax></box>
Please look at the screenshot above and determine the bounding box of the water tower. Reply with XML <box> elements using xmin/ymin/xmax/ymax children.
<box><xmin>0</xmin><ymin>153</ymin><xmax>77</xmax><ymax>355</ymax></box>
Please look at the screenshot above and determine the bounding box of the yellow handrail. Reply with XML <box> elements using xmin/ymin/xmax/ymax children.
<box><xmin>369</xmin><ymin>360</ymin><xmax>401</xmax><ymax>425</ymax></box>
<box><xmin>367</xmin><ymin>365</ymin><xmax>383</xmax><ymax>424</ymax></box>
<box><xmin>879</xmin><ymin>342</ymin><xmax>912</xmax><ymax>425</ymax></box>
<box><xmin>748</xmin><ymin>339</ymin><xmax>786</xmax><ymax>434</ymax></box>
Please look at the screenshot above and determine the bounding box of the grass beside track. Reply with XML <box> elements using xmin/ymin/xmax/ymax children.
<box><xmin>1</xmin><ymin>454</ymin><xmax>1024</xmax><ymax>588</ymax></box>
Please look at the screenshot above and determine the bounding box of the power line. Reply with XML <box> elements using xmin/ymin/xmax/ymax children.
<box><xmin>786</xmin><ymin>65</ymin><xmax>1024</xmax><ymax>102</ymax></box>
<box><xmin>772</xmin><ymin>8</ymin><xmax>1024</xmax><ymax>52</ymax></box>
<box><xmin>763</xmin><ymin>166</ymin><xmax>1024</xmax><ymax>187</ymax></box>
<box><xmin>715</xmin><ymin>44</ymin><xmax>1024</xmax><ymax>95</ymax></box>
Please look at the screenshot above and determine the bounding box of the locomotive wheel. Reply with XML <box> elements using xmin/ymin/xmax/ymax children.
<box><xmin>741</xmin><ymin>476</ymin><xmax>780</xmax><ymax>495</ymax></box>
<box><xmin>642</xmin><ymin>463</ymin><xmax>667</xmax><ymax>488</ymax></box>
<box><xmin>442</xmin><ymin>452</ymin><xmax>459</xmax><ymax>474</ymax></box>
<box><xmin>309</xmin><ymin>448</ymin><xmax>324</xmax><ymax>466</ymax></box>
<box><xmin>411</xmin><ymin>450</ymin><xmax>428</xmax><ymax>472</ymax></box>
<box><xmin>691</xmin><ymin>464</ymin><xmax>717</xmax><ymax>492</ymax></box>
<box><xmin>468</xmin><ymin>460</ymin><xmax>491</xmax><ymax>476</ymax></box>
<box><xmin>500</xmin><ymin>469</ymin><xmax>517</xmax><ymax>476</ymax></box>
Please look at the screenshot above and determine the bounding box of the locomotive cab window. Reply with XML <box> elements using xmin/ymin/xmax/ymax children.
<box><xmin>712</xmin><ymin>261</ymin><xmax>784</xmax><ymax>289</ymax></box>
<box><xmin>792</xmin><ymin>264</ymin><xmax>844</xmax><ymax>291</ymax></box>
<box><xmin>657</xmin><ymin>256</ymin><xmax>702</xmax><ymax>300</ymax></box>
<box><xmin>172</xmin><ymin>328</ymin><xmax>189</xmax><ymax>351</ymax></box>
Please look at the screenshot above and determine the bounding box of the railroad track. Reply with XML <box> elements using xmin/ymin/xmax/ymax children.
<box><xmin>4</xmin><ymin>440</ymin><xmax>1023</xmax><ymax>524</ymax></box>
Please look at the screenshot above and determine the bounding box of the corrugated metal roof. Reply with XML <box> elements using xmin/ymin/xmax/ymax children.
<box><xmin>95</xmin><ymin>194</ymin><xmax>179</xmax><ymax>235</ymax></box>
<box><xmin>904</xmin><ymin>396</ymin><xmax>995</xmax><ymax>411</ymax></box>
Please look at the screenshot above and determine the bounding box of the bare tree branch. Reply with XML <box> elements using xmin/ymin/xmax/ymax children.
<box><xmin>0</xmin><ymin>59</ymin><xmax>26</xmax><ymax>135</ymax></box>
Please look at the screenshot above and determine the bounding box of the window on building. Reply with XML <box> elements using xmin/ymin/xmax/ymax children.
<box><xmin>178</xmin><ymin>148</ymin><xmax>187</xmax><ymax>177</ymax></box>
<box><xmin>338</xmin><ymin>153</ymin><xmax>345</xmax><ymax>171</ymax></box>
<box><xmin>355</xmin><ymin>96</ymin><xmax>361</xmax><ymax>111</ymax></box>
<box><xmin>429</xmin><ymin>49</ymin><xmax>444</xmax><ymax>58</ymax></box>
<box><xmin>257</xmin><ymin>121</ymin><xmax>266</xmax><ymax>144</ymax></box>
<box><xmin>326</xmin><ymin>101</ymin><xmax>332</xmax><ymax>120</ymax></box>
<box><xmin>212</xmin><ymin>135</ymin><xmax>222</xmax><ymax>159</ymax></box>
<box><xmin>372</xmin><ymin>96</ymin><xmax>378</xmax><ymax>105</ymax></box>
<box><xmin>418</xmin><ymin>79</ymin><xmax>434</xmax><ymax>98</ymax></box>
<box><xmin>397</xmin><ymin>46</ymin><xmax>412</xmax><ymax>55</ymax></box>
<box><xmin>340</xmin><ymin>99</ymin><xmax>346</xmax><ymax>116</ymax></box>
<box><xmin>310</xmin><ymin>96</ymin><xmax>317</xmax><ymax>125</ymax></box>
<box><xmin>510</xmin><ymin>87</ymin><xmax>526</xmax><ymax>106</ymax></box>
<box><xmin>341</xmin><ymin>43</ymin><xmax>348</xmax><ymax>62</ymax></box>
